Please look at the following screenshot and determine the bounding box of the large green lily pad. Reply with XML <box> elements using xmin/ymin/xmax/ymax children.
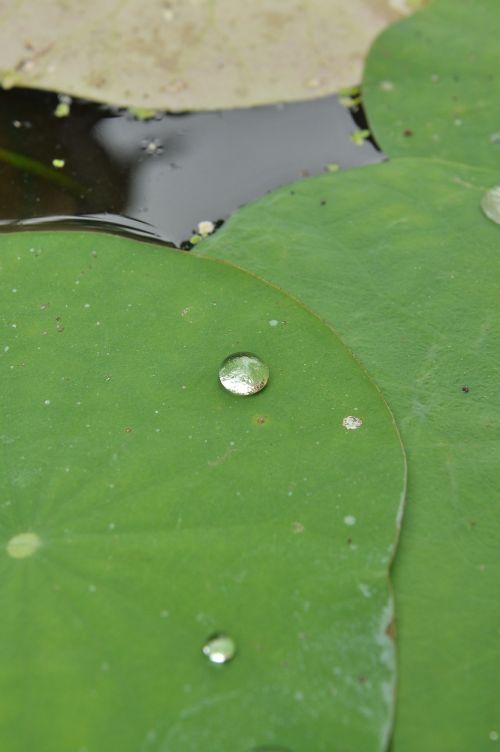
<box><xmin>0</xmin><ymin>0</ymin><xmax>423</xmax><ymax>110</ymax></box>
<box><xmin>0</xmin><ymin>230</ymin><xmax>405</xmax><ymax>752</ymax></box>
<box><xmin>199</xmin><ymin>157</ymin><xmax>500</xmax><ymax>751</ymax></box>
<box><xmin>363</xmin><ymin>0</ymin><xmax>500</xmax><ymax>168</ymax></box>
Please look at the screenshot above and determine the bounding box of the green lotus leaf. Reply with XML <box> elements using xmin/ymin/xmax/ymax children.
<box><xmin>363</xmin><ymin>0</ymin><xmax>500</xmax><ymax>168</ymax></box>
<box><xmin>199</xmin><ymin>156</ymin><xmax>500</xmax><ymax>751</ymax></box>
<box><xmin>0</xmin><ymin>230</ymin><xmax>405</xmax><ymax>752</ymax></box>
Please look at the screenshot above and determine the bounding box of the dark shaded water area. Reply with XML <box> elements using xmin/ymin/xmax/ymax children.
<box><xmin>0</xmin><ymin>87</ymin><xmax>382</xmax><ymax>246</ymax></box>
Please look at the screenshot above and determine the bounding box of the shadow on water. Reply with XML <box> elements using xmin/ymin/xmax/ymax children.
<box><xmin>0</xmin><ymin>88</ymin><xmax>383</xmax><ymax>247</ymax></box>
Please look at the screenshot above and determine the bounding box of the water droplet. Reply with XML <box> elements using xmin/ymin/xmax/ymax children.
<box><xmin>490</xmin><ymin>731</ymin><xmax>499</xmax><ymax>742</ymax></box>
<box><xmin>219</xmin><ymin>353</ymin><xmax>269</xmax><ymax>396</ymax></box>
<box><xmin>6</xmin><ymin>532</ymin><xmax>41</xmax><ymax>559</ymax></box>
<box><xmin>268</xmin><ymin>319</ymin><xmax>279</xmax><ymax>327</ymax></box>
<box><xmin>342</xmin><ymin>415</ymin><xmax>363</xmax><ymax>430</ymax></box>
<box><xmin>43</xmin><ymin>399</ymin><xmax>51</xmax><ymax>406</ymax></box>
<box><xmin>344</xmin><ymin>515</ymin><xmax>357</xmax><ymax>526</ymax></box>
<box><xmin>202</xmin><ymin>633</ymin><xmax>236</xmax><ymax>664</ymax></box>
<box><xmin>481</xmin><ymin>186</ymin><xmax>500</xmax><ymax>225</ymax></box>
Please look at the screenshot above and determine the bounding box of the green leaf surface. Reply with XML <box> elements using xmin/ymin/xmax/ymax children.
<box><xmin>363</xmin><ymin>0</ymin><xmax>500</xmax><ymax>167</ymax></box>
<box><xmin>0</xmin><ymin>0</ymin><xmax>423</xmax><ymax>110</ymax></box>
<box><xmin>0</xmin><ymin>230</ymin><xmax>405</xmax><ymax>752</ymax></box>
<box><xmin>198</xmin><ymin>157</ymin><xmax>500</xmax><ymax>751</ymax></box>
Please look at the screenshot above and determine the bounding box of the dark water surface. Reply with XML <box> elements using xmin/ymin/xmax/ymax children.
<box><xmin>0</xmin><ymin>88</ymin><xmax>382</xmax><ymax>246</ymax></box>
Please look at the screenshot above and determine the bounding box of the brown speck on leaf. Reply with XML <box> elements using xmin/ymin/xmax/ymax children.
<box><xmin>462</xmin><ymin>385</ymin><xmax>470</xmax><ymax>393</ymax></box>
<box><xmin>257</xmin><ymin>416</ymin><xmax>266</xmax><ymax>425</ymax></box>
<box><xmin>403</xmin><ymin>128</ymin><xmax>413</xmax><ymax>137</ymax></box>
<box><xmin>469</xmin><ymin>520</ymin><xmax>476</xmax><ymax>528</ymax></box>
<box><xmin>56</xmin><ymin>325</ymin><xmax>64</xmax><ymax>333</ymax></box>
<box><xmin>385</xmin><ymin>620</ymin><xmax>396</xmax><ymax>640</ymax></box>
<box><xmin>320</xmin><ymin>200</ymin><xmax>327</xmax><ymax>206</ymax></box>
<box><xmin>347</xmin><ymin>537</ymin><xmax>353</xmax><ymax>545</ymax></box>
<box><xmin>358</xmin><ymin>675</ymin><xmax>368</xmax><ymax>684</ymax></box>
<box><xmin>124</xmin><ymin>427</ymin><xmax>133</xmax><ymax>433</ymax></box>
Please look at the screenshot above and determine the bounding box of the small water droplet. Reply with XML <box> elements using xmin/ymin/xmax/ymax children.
<box><xmin>342</xmin><ymin>415</ymin><xmax>363</xmax><ymax>430</ymax></box>
<box><xmin>202</xmin><ymin>633</ymin><xmax>236</xmax><ymax>664</ymax></box>
<box><xmin>268</xmin><ymin>319</ymin><xmax>279</xmax><ymax>327</ymax></box>
<box><xmin>344</xmin><ymin>515</ymin><xmax>357</xmax><ymax>526</ymax></box>
<box><xmin>219</xmin><ymin>353</ymin><xmax>269</xmax><ymax>396</ymax></box>
<box><xmin>43</xmin><ymin>399</ymin><xmax>51</xmax><ymax>406</ymax></box>
<box><xmin>490</xmin><ymin>731</ymin><xmax>499</xmax><ymax>742</ymax></box>
<box><xmin>6</xmin><ymin>532</ymin><xmax>41</xmax><ymax>559</ymax></box>
<box><xmin>481</xmin><ymin>186</ymin><xmax>500</xmax><ymax>225</ymax></box>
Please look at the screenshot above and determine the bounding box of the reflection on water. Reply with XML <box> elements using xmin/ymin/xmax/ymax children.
<box><xmin>0</xmin><ymin>88</ymin><xmax>382</xmax><ymax>246</ymax></box>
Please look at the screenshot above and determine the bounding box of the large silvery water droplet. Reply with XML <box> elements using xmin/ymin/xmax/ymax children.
<box><xmin>202</xmin><ymin>633</ymin><xmax>236</xmax><ymax>664</ymax></box>
<box><xmin>219</xmin><ymin>353</ymin><xmax>269</xmax><ymax>396</ymax></box>
<box><xmin>481</xmin><ymin>185</ymin><xmax>500</xmax><ymax>225</ymax></box>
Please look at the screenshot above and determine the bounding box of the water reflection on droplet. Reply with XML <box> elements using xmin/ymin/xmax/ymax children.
<box><xmin>202</xmin><ymin>633</ymin><xmax>236</xmax><ymax>664</ymax></box>
<box><xmin>342</xmin><ymin>415</ymin><xmax>363</xmax><ymax>430</ymax></box>
<box><xmin>481</xmin><ymin>186</ymin><xmax>500</xmax><ymax>225</ymax></box>
<box><xmin>219</xmin><ymin>353</ymin><xmax>269</xmax><ymax>396</ymax></box>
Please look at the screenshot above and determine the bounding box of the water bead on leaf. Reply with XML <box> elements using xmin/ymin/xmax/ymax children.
<box><xmin>202</xmin><ymin>633</ymin><xmax>236</xmax><ymax>665</ymax></box>
<box><xmin>481</xmin><ymin>186</ymin><xmax>500</xmax><ymax>225</ymax></box>
<box><xmin>219</xmin><ymin>353</ymin><xmax>269</xmax><ymax>396</ymax></box>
